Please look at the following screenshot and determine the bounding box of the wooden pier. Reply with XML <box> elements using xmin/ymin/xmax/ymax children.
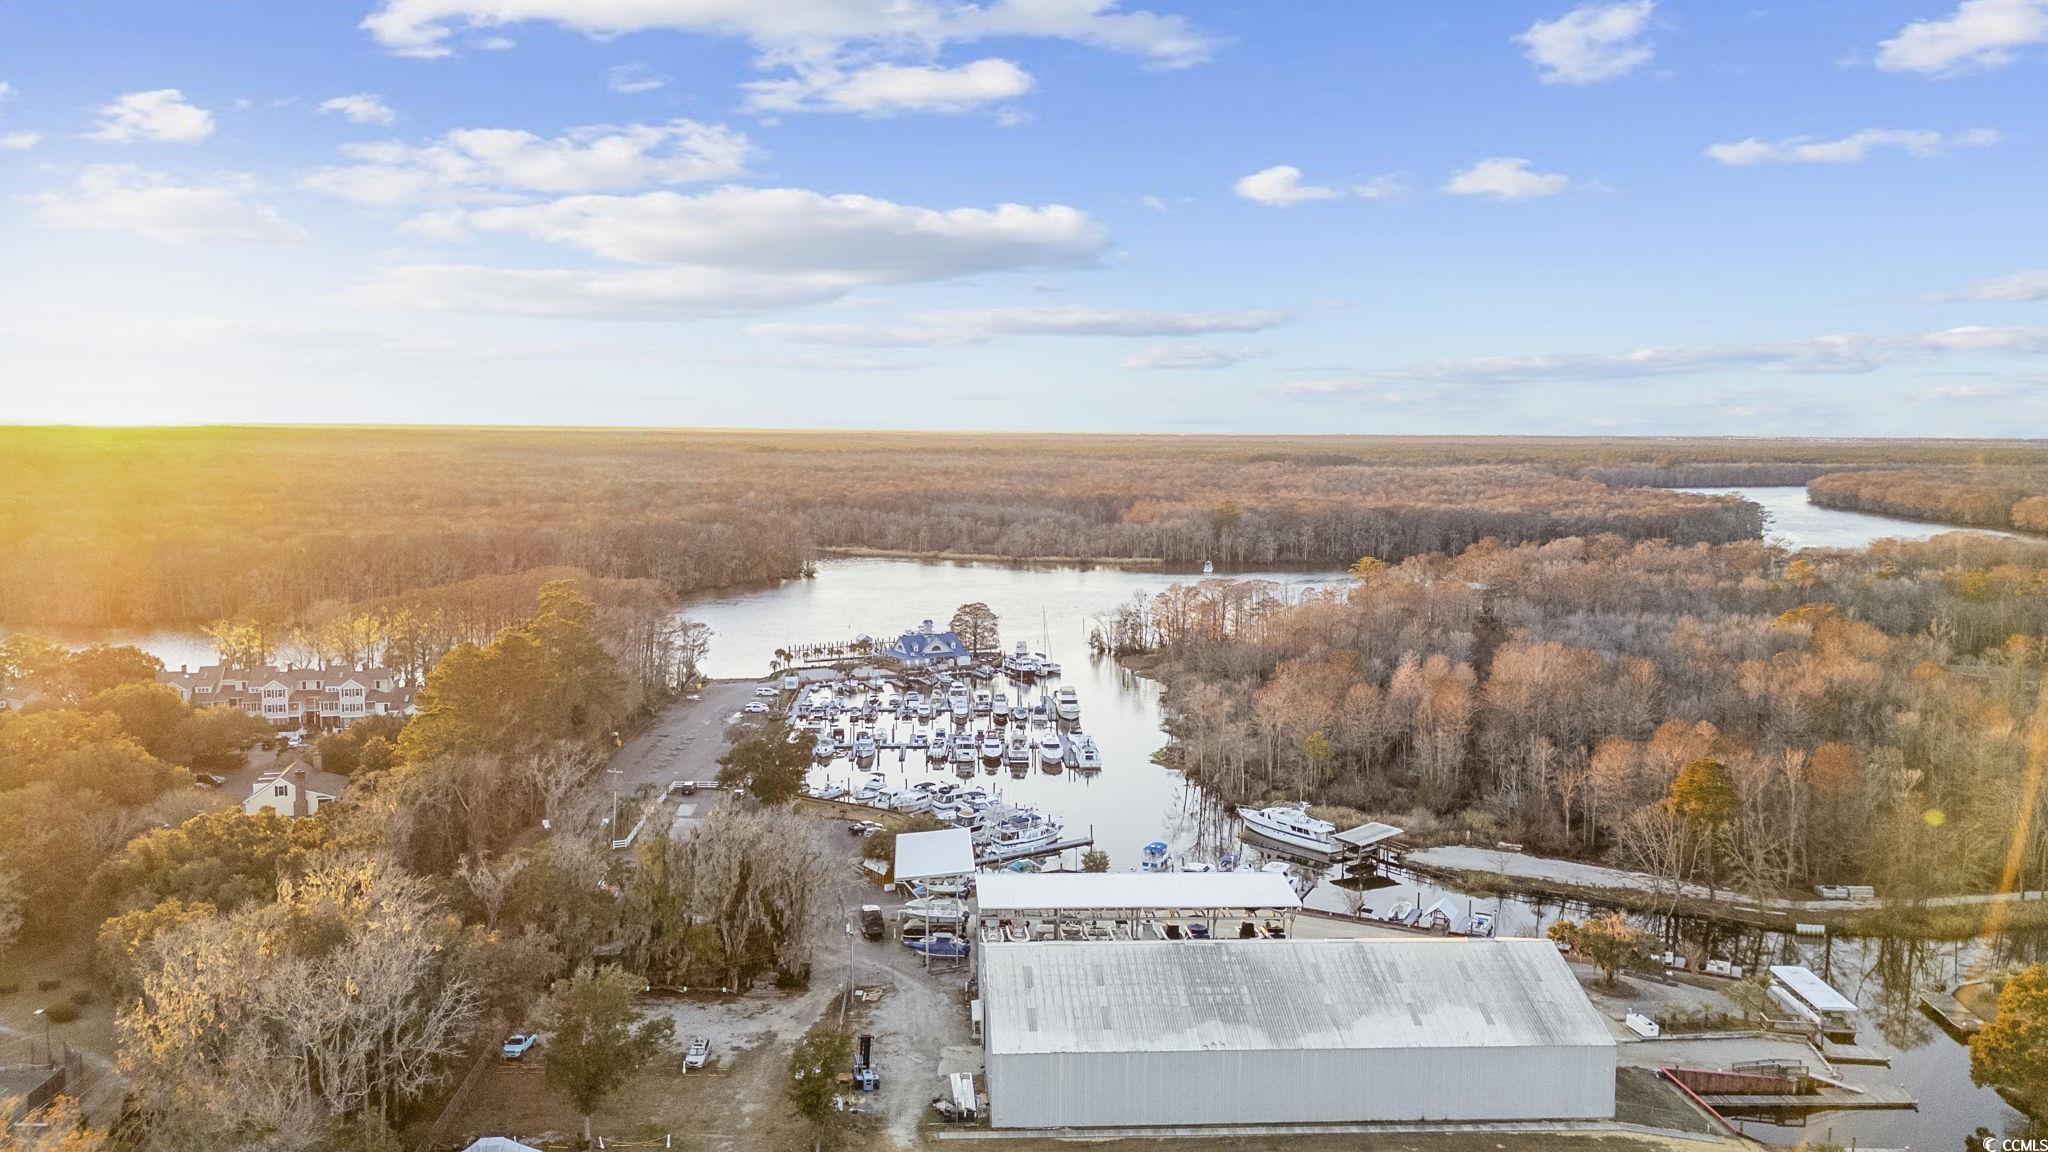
<box><xmin>1918</xmin><ymin>989</ymin><xmax>1986</xmax><ymax>1036</ymax></box>
<box><xmin>1814</xmin><ymin>1037</ymin><xmax>1890</xmax><ymax>1066</ymax></box>
<box><xmin>1696</xmin><ymin>1083</ymin><xmax>1915</xmax><ymax>1113</ymax></box>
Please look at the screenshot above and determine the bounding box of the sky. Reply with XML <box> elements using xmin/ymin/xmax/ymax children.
<box><xmin>1</xmin><ymin>0</ymin><xmax>2047</xmax><ymax>435</ymax></box>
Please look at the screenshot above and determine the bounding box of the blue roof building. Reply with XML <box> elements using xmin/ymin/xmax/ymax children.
<box><xmin>883</xmin><ymin>619</ymin><xmax>970</xmax><ymax>669</ymax></box>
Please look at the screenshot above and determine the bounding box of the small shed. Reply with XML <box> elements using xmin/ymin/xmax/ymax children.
<box><xmin>1333</xmin><ymin>821</ymin><xmax>1403</xmax><ymax>854</ymax></box>
<box><xmin>894</xmin><ymin>828</ymin><xmax>975</xmax><ymax>889</ymax></box>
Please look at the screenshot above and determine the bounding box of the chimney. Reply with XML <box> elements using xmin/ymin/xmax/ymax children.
<box><xmin>292</xmin><ymin>765</ymin><xmax>311</xmax><ymax>818</ymax></box>
<box><xmin>921</xmin><ymin>619</ymin><xmax>934</xmax><ymax>633</ymax></box>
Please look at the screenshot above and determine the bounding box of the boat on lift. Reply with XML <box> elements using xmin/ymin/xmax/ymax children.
<box><xmin>1139</xmin><ymin>841</ymin><xmax>1172</xmax><ymax>873</ymax></box>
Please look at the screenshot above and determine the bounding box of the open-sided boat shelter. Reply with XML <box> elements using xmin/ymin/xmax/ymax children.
<box><xmin>974</xmin><ymin>872</ymin><xmax>1301</xmax><ymax>941</ymax></box>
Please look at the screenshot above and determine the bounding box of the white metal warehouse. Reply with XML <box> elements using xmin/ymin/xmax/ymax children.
<box><xmin>978</xmin><ymin>937</ymin><xmax>1615</xmax><ymax>1128</ymax></box>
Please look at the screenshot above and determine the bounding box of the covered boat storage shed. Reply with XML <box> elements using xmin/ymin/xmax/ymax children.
<box><xmin>974</xmin><ymin>872</ymin><xmax>1300</xmax><ymax>941</ymax></box>
<box><xmin>978</xmin><ymin>937</ymin><xmax>1615</xmax><ymax>1129</ymax></box>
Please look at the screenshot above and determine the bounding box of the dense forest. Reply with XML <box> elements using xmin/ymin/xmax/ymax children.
<box><xmin>1810</xmin><ymin>467</ymin><xmax>2048</xmax><ymax>533</ymax></box>
<box><xmin>9</xmin><ymin>427</ymin><xmax>2048</xmax><ymax>628</ymax></box>
<box><xmin>1111</xmin><ymin>531</ymin><xmax>2048</xmax><ymax>905</ymax></box>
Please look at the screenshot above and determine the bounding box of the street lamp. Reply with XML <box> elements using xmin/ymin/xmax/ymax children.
<box><xmin>840</xmin><ymin>916</ymin><xmax>855</xmax><ymax>1025</ymax></box>
<box><xmin>32</xmin><ymin>1007</ymin><xmax>50</xmax><ymax>1061</ymax></box>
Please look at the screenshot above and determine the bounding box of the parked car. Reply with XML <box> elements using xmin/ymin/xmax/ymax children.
<box><xmin>502</xmin><ymin>1033</ymin><xmax>537</xmax><ymax>1060</ymax></box>
<box><xmin>744</xmin><ymin>701</ymin><xmax>769</xmax><ymax>714</ymax></box>
<box><xmin>684</xmin><ymin>1036</ymin><xmax>710</xmax><ymax>1069</ymax></box>
<box><xmin>193</xmin><ymin>773</ymin><xmax>226</xmax><ymax>788</ymax></box>
<box><xmin>678</xmin><ymin>781</ymin><xmax>698</xmax><ymax>795</ymax></box>
<box><xmin>848</xmin><ymin>821</ymin><xmax>885</xmax><ymax>837</ymax></box>
<box><xmin>753</xmin><ymin>686</ymin><xmax>778</xmax><ymax>698</ymax></box>
<box><xmin>860</xmin><ymin>905</ymin><xmax>887</xmax><ymax>941</ymax></box>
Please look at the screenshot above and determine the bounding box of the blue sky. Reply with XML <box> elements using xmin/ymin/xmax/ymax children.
<box><xmin>2</xmin><ymin>0</ymin><xmax>2046</xmax><ymax>434</ymax></box>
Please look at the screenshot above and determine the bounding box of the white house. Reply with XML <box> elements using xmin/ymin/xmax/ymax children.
<box><xmin>160</xmin><ymin>663</ymin><xmax>413</xmax><ymax>731</ymax></box>
<box><xmin>244</xmin><ymin>762</ymin><xmax>346</xmax><ymax>818</ymax></box>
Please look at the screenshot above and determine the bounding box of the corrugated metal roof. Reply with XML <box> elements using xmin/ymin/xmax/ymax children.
<box><xmin>893</xmin><ymin>828</ymin><xmax>975</xmax><ymax>881</ymax></box>
<box><xmin>976</xmin><ymin>872</ymin><xmax>1302</xmax><ymax>913</ymax></box>
<box><xmin>981</xmin><ymin>938</ymin><xmax>1614</xmax><ymax>1055</ymax></box>
<box><xmin>1333</xmin><ymin>821</ymin><xmax>1403</xmax><ymax>849</ymax></box>
<box><xmin>1768</xmin><ymin>965</ymin><xmax>1857</xmax><ymax>1013</ymax></box>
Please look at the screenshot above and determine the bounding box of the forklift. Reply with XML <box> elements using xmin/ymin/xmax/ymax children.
<box><xmin>853</xmin><ymin>1033</ymin><xmax>879</xmax><ymax>1092</ymax></box>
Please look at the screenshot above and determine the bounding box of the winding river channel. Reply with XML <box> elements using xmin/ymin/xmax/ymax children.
<box><xmin>34</xmin><ymin>486</ymin><xmax>2041</xmax><ymax>1145</ymax></box>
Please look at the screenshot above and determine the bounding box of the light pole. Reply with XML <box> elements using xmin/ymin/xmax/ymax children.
<box><xmin>840</xmin><ymin>916</ymin><xmax>855</xmax><ymax>1026</ymax></box>
<box><xmin>32</xmin><ymin>1007</ymin><xmax>50</xmax><ymax>1063</ymax></box>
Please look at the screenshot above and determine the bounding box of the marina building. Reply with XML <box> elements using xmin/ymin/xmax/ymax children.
<box><xmin>878</xmin><ymin>620</ymin><xmax>971</xmax><ymax>670</ymax></box>
<box><xmin>977</xmin><ymin>937</ymin><xmax>1615</xmax><ymax>1128</ymax></box>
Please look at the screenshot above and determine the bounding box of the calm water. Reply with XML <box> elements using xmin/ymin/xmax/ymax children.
<box><xmin>29</xmin><ymin>493</ymin><xmax>2036</xmax><ymax>1145</ymax></box>
<box><xmin>1684</xmin><ymin>485</ymin><xmax>2016</xmax><ymax>549</ymax></box>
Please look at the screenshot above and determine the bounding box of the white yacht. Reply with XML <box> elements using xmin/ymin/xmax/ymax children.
<box><xmin>903</xmin><ymin>690</ymin><xmax>923</xmax><ymax>714</ymax></box>
<box><xmin>951</xmin><ymin>741</ymin><xmax>977</xmax><ymax>770</ymax></box>
<box><xmin>1004</xmin><ymin>734</ymin><xmax>1031</xmax><ymax>773</ymax></box>
<box><xmin>1028</xmin><ymin>699</ymin><xmax>1050</xmax><ymax>726</ymax></box>
<box><xmin>1071</xmin><ymin>734</ymin><xmax>1102</xmax><ymax>771</ymax></box>
<box><xmin>1053</xmin><ymin>687</ymin><xmax>1080</xmax><ymax>723</ymax></box>
<box><xmin>973</xmin><ymin>689</ymin><xmax>993</xmax><ymax>715</ymax></box>
<box><xmin>947</xmin><ymin>682</ymin><xmax>971</xmax><ymax>715</ymax></box>
<box><xmin>1008</xmin><ymin>699</ymin><xmax>1029</xmax><ymax>724</ymax></box>
<box><xmin>853</xmin><ymin>732</ymin><xmax>877</xmax><ymax>762</ymax></box>
<box><xmin>978</xmin><ymin>809</ymin><xmax>1064</xmax><ymax>855</ymax></box>
<box><xmin>979</xmin><ymin>734</ymin><xmax>1004</xmax><ymax>764</ymax></box>
<box><xmin>885</xmin><ymin>789</ymin><xmax>932</xmax><ymax>815</ymax></box>
<box><xmin>1003</xmin><ymin>642</ymin><xmax>1038</xmax><ymax>677</ymax></box>
<box><xmin>1237</xmin><ymin>804</ymin><xmax>1338</xmax><ymax>854</ymax></box>
<box><xmin>1035</xmin><ymin>730</ymin><xmax>1063</xmax><ymax>763</ymax></box>
<box><xmin>917</xmin><ymin>696</ymin><xmax>936</xmax><ymax>720</ymax></box>
<box><xmin>926</xmin><ymin>730</ymin><xmax>949</xmax><ymax>763</ymax></box>
<box><xmin>812</xmin><ymin>735</ymin><xmax>837</xmax><ymax>762</ymax></box>
<box><xmin>1035</xmin><ymin>654</ymin><xmax>1059</xmax><ymax>679</ymax></box>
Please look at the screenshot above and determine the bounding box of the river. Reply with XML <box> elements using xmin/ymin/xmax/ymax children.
<box><xmin>22</xmin><ymin>485</ymin><xmax>2039</xmax><ymax>1144</ymax></box>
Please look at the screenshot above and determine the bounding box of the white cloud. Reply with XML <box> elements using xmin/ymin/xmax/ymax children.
<box><xmin>1516</xmin><ymin>1</ymin><xmax>1656</xmax><ymax>84</ymax></box>
<box><xmin>361</xmin><ymin>0</ymin><xmax>1216</xmax><ymax>68</ymax></box>
<box><xmin>1121</xmin><ymin>343</ymin><xmax>1265</xmax><ymax>369</ymax></box>
<box><xmin>86</xmin><ymin>89</ymin><xmax>216</xmax><ymax>144</ymax></box>
<box><xmin>752</xmin><ymin>306</ymin><xmax>1285</xmax><ymax>346</ymax></box>
<box><xmin>0</xmin><ymin>132</ymin><xmax>38</xmax><ymax>152</ymax></box>
<box><xmin>319</xmin><ymin>93</ymin><xmax>398</xmax><ymax>126</ymax></box>
<box><xmin>1232</xmin><ymin>165</ymin><xmax>1342</xmax><ymax>207</ymax></box>
<box><xmin>1876</xmin><ymin>0</ymin><xmax>2048</xmax><ymax>75</ymax></box>
<box><xmin>1444</xmin><ymin>157</ymin><xmax>1574</xmax><ymax>199</ymax></box>
<box><xmin>0</xmin><ymin>81</ymin><xmax>14</xmax><ymax>104</ymax></box>
<box><xmin>1706</xmin><ymin>127</ymin><xmax>2000</xmax><ymax>165</ymax></box>
<box><xmin>1949</xmin><ymin>269</ymin><xmax>2048</xmax><ymax>301</ymax></box>
<box><xmin>1352</xmin><ymin>174</ymin><xmax>1407</xmax><ymax>201</ymax></box>
<box><xmin>301</xmin><ymin>119</ymin><xmax>755</xmax><ymax>205</ymax></box>
<box><xmin>744</xmin><ymin>58</ymin><xmax>1033</xmax><ymax>115</ymax></box>
<box><xmin>607</xmin><ymin>64</ymin><xmax>670</xmax><ymax>94</ymax></box>
<box><xmin>353</xmin><ymin>188</ymin><xmax>1107</xmax><ymax>318</ymax></box>
<box><xmin>420</xmin><ymin>187</ymin><xmax>1104</xmax><ymax>270</ymax></box>
<box><xmin>1282</xmin><ymin>326</ymin><xmax>2048</xmax><ymax>396</ymax></box>
<box><xmin>28</xmin><ymin>165</ymin><xmax>302</xmax><ymax>244</ymax></box>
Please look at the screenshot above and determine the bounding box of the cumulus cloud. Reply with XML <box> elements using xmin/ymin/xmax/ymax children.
<box><xmin>1444</xmin><ymin>157</ymin><xmax>1574</xmax><ymax>199</ymax></box>
<box><xmin>752</xmin><ymin>306</ymin><xmax>1286</xmax><ymax>347</ymax></box>
<box><xmin>1948</xmin><ymin>269</ymin><xmax>2048</xmax><ymax>302</ymax></box>
<box><xmin>1876</xmin><ymin>0</ymin><xmax>2048</xmax><ymax>75</ymax></box>
<box><xmin>319</xmin><ymin>93</ymin><xmax>398</xmax><ymax>125</ymax></box>
<box><xmin>0</xmin><ymin>132</ymin><xmax>38</xmax><ymax>152</ymax></box>
<box><xmin>1232</xmin><ymin>165</ymin><xmax>1342</xmax><ymax>207</ymax></box>
<box><xmin>1121</xmin><ymin>343</ymin><xmax>1265</xmax><ymax>369</ymax></box>
<box><xmin>744</xmin><ymin>58</ymin><xmax>1033</xmax><ymax>115</ymax></box>
<box><xmin>1282</xmin><ymin>326</ymin><xmax>2048</xmax><ymax>397</ymax></box>
<box><xmin>28</xmin><ymin>165</ymin><xmax>302</xmax><ymax>244</ymax></box>
<box><xmin>353</xmin><ymin>189</ymin><xmax>1108</xmax><ymax>318</ymax></box>
<box><xmin>607</xmin><ymin>64</ymin><xmax>670</xmax><ymax>94</ymax></box>
<box><xmin>0</xmin><ymin>80</ymin><xmax>13</xmax><ymax>104</ymax></box>
<box><xmin>1516</xmin><ymin>1</ymin><xmax>1656</xmax><ymax>84</ymax></box>
<box><xmin>1706</xmin><ymin>127</ymin><xmax>1999</xmax><ymax>165</ymax></box>
<box><xmin>86</xmin><ymin>89</ymin><xmax>216</xmax><ymax>144</ymax></box>
<box><xmin>361</xmin><ymin>0</ymin><xmax>1216</xmax><ymax>69</ymax></box>
<box><xmin>301</xmin><ymin>119</ymin><xmax>755</xmax><ymax>205</ymax></box>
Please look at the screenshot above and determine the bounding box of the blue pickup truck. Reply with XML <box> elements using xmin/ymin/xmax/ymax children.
<box><xmin>501</xmin><ymin>1033</ymin><xmax>538</xmax><ymax>1060</ymax></box>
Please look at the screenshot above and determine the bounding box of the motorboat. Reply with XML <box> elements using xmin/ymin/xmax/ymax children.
<box><xmin>809</xmin><ymin>782</ymin><xmax>846</xmax><ymax>801</ymax></box>
<box><xmin>1071</xmin><ymin>735</ymin><xmax>1103</xmax><ymax>771</ymax></box>
<box><xmin>1003</xmin><ymin>642</ymin><xmax>1036</xmax><ymax>677</ymax></box>
<box><xmin>902</xmin><ymin>895</ymin><xmax>968</xmax><ymax>923</ymax></box>
<box><xmin>1004</xmin><ymin>736</ymin><xmax>1031</xmax><ymax>772</ymax></box>
<box><xmin>979</xmin><ymin>810</ymin><xmax>1064</xmax><ymax>855</ymax></box>
<box><xmin>908</xmin><ymin>731</ymin><xmax>928</xmax><ymax>749</ymax></box>
<box><xmin>973</xmin><ymin>690</ymin><xmax>993</xmax><ymax>715</ymax></box>
<box><xmin>1035</xmin><ymin>655</ymin><xmax>1059</xmax><ymax>679</ymax></box>
<box><xmin>917</xmin><ymin>697</ymin><xmax>936</xmax><ymax>720</ymax></box>
<box><xmin>951</xmin><ymin>742</ymin><xmax>976</xmax><ymax>770</ymax></box>
<box><xmin>1054</xmin><ymin>687</ymin><xmax>1080</xmax><ymax>723</ymax></box>
<box><xmin>1035</xmin><ymin>730</ymin><xmax>1063</xmax><ymax>763</ymax></box>
<box><xmin>947</xmin><ymin>682</ymin><xmax>971</xmax><ymax>714</ymax></box>
<box><xmin>979</xmin><ymin>734</ymin><xmax>1004</xmax><ymax>764</ymax></box>
<box><xmin>1028</xmin><ymin>699</ymin><xmax>1050</xmax><ymax>725</ymax></box>
<box><xmin>812</xmin><ymin>735</ymin><xmax>837</xmax><ymax>762</ymax></box>
<box><xmin>853</xmin><ymin>732</ymin><xmax>878</xmax><ymax>762</ymax></box>
<box><xmin>926</xmin><ymin>731</ymin><xmax>949</xmax><ymax>763</ymax></box>
<box><xmin>1139</xmin><ymin>841</ymin><xmax>1172</xmax><ymax>873</ymax></box>
<box><xmin>852</xmin><ymin>778</ymin><xmax>885</xmax><ymax>804</ymax></box>
<box><xmin>886</xmin><ymin>789</ymin><xmax>932</xmax><ymax>815</ymax></box>
<box><xmin>903</xmin><ymin>691</ymin><xmax>922</xmax><ymax>714</ymax></box>
<box><xmin>1237</xmin><ymin>803</ymin><xmax>1338</xmax><ymax>854</ymax></box>
<box><xmin>907</xmin><ymin>932</ymin><xmax>971</xmax><ymax>960</ymax></box>
<box><xmin>1009</xmin><ymin>701</ymin><xmax>1029</xmax><ymax>724</ymax></box>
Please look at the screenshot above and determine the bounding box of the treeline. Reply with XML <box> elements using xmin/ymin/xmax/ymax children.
<box><xmin>5</xmin><ymin>580</ymin><xmax>827</xmax><ymax>1151</ymax></box>
<box><xmin>1809</xmin><ymin>467</ymin><xmax>2048</xmax><ymax>533</ymax></box>
<box><xmin>1118</xmin><ymin>532</ymin><xmax>2048</xmax><ymax>904</ymax></box>
<box><xmin>5</xmin><ymin>428</ymin><xmax>1973</xmax><ymax>628</ymax></box>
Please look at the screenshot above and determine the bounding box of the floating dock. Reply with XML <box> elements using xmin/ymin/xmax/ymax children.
<box><xmin>1815</xmin><ymin>1037</ymin><xmax>1890</xmax><ymax>1066</ymax></box>
<box><xmin>1917</xmin><ymin>989</ymin><xmax>1986</xmax><ymax>1036</ymax></box>
<box><xmin>1696</xmin><ymin>1083</ymin><xmax>1915</xmax><ymax>1113</ymax></box>
<box><xmin>977</xmin><ymin>834</ymin><xmax>1094</xmax><ymax>868</ymax></box>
